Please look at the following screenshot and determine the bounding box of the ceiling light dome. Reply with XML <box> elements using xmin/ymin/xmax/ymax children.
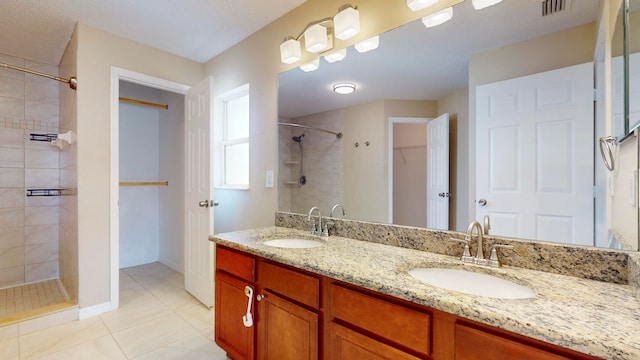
<box><xmin>333</xmin><ymin>83</ymin><xmax>356</xmax><ymax>95</ymax></box>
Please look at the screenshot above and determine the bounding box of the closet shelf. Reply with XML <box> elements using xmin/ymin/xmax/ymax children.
<box><xmin>283</xmin><ymin>160</ymin><xmax>299</xmax><ymax>166</ymax></box>
<box><xmin>119</xmin><ymin>97</ymin><xmax>168</xmax><ymax>110</ymax></box>
<box><xmin>284</xmin><ymin>180</ymin><xmax>299</xmax><ymax>185</ymax></box>
<box><xmin>26</xmin><ymin>189</ymin><xmax>63</xmax><ymax>197</ymax></box>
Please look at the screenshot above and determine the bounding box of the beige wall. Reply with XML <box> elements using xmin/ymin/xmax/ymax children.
<box><xmin>59</xmin><ymin>27</ymin><xmax>79</xmax><ymax>302</ymax></box>
<box><xmin>393</xmin><ymin>123</ymin><xmax>427</xmax><ymax>227</ymax></box>
<box><xmin>204</xmin><ymin>0</ymin><xmax>461</xmax><ymax>232</ymax></box>
<box><xmin>69</xmin><ymin>24</ymin><xmax>202</xmax><ymax>309</ymax></box>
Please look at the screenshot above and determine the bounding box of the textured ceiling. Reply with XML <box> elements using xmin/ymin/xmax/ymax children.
<box><xmin>0</xmin><ymin>0</ymin><xmax>306</xmax><ymax>65</ymax></box>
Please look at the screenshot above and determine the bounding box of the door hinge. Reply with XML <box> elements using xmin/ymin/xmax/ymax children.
<box><xmin>593</xmin><ymin>88</ymin><xmax>597</xmax><ymax>101</ymax></box>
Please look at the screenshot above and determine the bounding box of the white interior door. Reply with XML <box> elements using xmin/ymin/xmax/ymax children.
<box><xmin>185</xmin><ymin>76</ymin><xmax>214</xmax><ymax>307</ymax></box>
<box><xmin>476</xmin><ymin>62</ymin><xmax>594</xmax><ymax>245</ymax></box>
<box><xmin>426</xmin><ymin>113</ymin><xmax>449</xmax><ymax>229</ymax></box>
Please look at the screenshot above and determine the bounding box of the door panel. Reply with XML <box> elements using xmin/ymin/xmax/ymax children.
<box><xmin>185</xmin><ymin>76</ymin><xmax>214</xmax><ymax>307</ymax></box>
<box><xmin>476</xmin><ymin>62</ymin><xmax>594</xmax><ymax>245</ymax></box>
<box><xmin>426</xmin><ymin>113</ymin><xmax>450</xmax><ymax>230</ymax></box>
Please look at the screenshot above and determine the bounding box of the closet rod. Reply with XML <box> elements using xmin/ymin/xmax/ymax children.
<box><xmin>1</xmin><ymin>62</ymin><xmax>77</xmax><ymax>90</ymax></box>
<box><xmin>119</xmin><ymin>97</ymin><xmax>168</xmax><ymax>110</ymax></box>
<box><xmin>119</xmin><ymin>181</ymin><xmax>168</xmax><ymax>187</ymax></box>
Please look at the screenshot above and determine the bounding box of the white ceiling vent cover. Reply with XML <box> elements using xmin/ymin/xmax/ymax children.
<box><xmin>541</xmin><ymin>0</ymin><xmax>572</xmax><ymax>16</ymax></box>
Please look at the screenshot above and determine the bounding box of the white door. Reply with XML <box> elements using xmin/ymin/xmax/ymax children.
<box><xmin>476</xmin><ymin>62</ymin><xmax>594</xmax><ymax>245</ymax></box>
<box><xmin>426</xmin><ymin>113</ymin><xmax>449</xmax><ymax>229</ymax></box>
<box><xmin>185</xmin><ymin>76</ymin><xmax>214</xmax><ymax>307</ymax></box>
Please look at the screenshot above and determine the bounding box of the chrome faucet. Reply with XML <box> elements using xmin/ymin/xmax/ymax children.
<box><xmin>467</xmin><ymin>220</ymin><xmax>485</xmax><ymax>262</ymax></box>
<box><xmin>307</xmin><ymin>206</ymin><xmax>322</xmax><ymax>236</ymax></box>
<box><xmin>331</xmin><ymin>204</ymin><xmax>346</xmax><ymax>218</ymax></box>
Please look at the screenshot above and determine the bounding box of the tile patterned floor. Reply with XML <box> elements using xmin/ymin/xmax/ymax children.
<box><xmin>0</xmin><ymin>262</ymin><xmax>228</xmax><ymax>359</ymax></box>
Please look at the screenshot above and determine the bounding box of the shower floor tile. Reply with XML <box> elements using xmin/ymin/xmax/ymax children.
<box><xmin>0</xmin><ymin>279</ymin><xmax>73</xmax><ymax>326</ymax></box>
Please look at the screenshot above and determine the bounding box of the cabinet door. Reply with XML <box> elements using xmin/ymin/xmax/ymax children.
<box><xmin>257</xmin><ymin>291</ymin><xmax>318</xmax><ymax>360</ymax></box>
<box><xmin>329</xmin><ymin>322</ymin><xmax>422</xmax><ymax>360</ymax></box>
<box><xmin>215</xmin><ymin>271</ymin><xmax>254</xmax><ymax>360</ymax></box>
<box><xmin>455</xmin><ymin>323</ymin><xmax>574</xmax><ymax>360</ymax></box>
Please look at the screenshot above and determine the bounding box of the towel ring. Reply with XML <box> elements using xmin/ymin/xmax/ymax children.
<box><xmin>599</xmin><ymin>136</ymin><xmax>617</xmax><ymax>171</ymax></box>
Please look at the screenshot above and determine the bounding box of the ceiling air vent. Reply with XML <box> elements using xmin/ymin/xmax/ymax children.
<box><xmin>541</xmin><ymin>0</ymin><xmax>571</xmax><ymax>16</ymax></box>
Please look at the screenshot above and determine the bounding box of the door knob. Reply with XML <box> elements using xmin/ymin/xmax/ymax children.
<box><xmin>212</xmin><ymin>201</ymin><xmax>219</xmax><ymax>207</ymax></box>
<box><xmin>198</xmin><ymin>200</ymin><xmax>209</xmax><ymax>208</ymax></box>
<box><xmin>438</xmin><ymin>192</ymin><xmax>451</xmax><ymax>198</ymax></box>
<box><xmin>478</xmin><ymin>199</ymin><xmax>487</xmax><ymax>206</ymax></box>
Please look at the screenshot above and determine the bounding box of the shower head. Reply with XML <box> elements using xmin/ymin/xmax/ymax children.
<box><xmin>292</xmin><ymin>133</ymin><xmax>305</xmax><ymax>142</ymax></box>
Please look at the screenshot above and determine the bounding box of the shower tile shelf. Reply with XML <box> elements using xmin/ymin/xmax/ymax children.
<box><xmin>26</xmin><ymin>189</ymin><xmax>64</xmax><ymax>197</ymax></box>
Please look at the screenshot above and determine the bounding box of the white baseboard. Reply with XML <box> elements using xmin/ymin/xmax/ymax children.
<box><xmin>78</xmin><ymin>302</ymin><xmax>115</xmax><ymax>320</ymax></box>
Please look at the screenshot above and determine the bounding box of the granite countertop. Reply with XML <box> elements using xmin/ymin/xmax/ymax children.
<box><xmin>211</xmin><ymin>226</ymin><xmax>640</xmax><ymax>360</ymax></box>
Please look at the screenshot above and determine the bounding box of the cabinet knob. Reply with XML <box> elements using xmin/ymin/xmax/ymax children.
<box><xmin>256</xmin><ymin>294</ymin><xmax>265</xmax><ymax>301</ymax></box>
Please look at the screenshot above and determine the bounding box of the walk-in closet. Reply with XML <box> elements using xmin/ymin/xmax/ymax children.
<box><xmin>118</xmin><ymin>81</ymin><xmax>185</xmax><ymax>272</ymax></box>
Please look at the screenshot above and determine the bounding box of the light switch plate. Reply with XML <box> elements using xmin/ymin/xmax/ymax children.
<box><xmin>266</xmin><ymin>170</ymin><xmax>274</xmax><ymax>188</ymax></box>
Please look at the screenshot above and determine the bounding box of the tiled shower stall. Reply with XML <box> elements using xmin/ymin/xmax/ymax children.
<box><xmin>0</xmin><ymin>52</ymin><xmax>75</xmax><ymax>321</ymax></box>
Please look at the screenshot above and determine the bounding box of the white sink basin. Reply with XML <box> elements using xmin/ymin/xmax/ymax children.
<box><xmin>262</xmin><ymin>238</ymin><xmax>326</xmax><ymax>249</ymax></box>
<box><xmin>408</xmin><ymin>267</ymin><xmax>535</xmax><ymax>299</ymax></box>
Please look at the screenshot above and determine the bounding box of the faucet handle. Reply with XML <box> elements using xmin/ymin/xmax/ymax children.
<box><xmin>307</xmin><ymin>219</ymin><xmax>317</xmax><ymax>234</ymax></box>
<box><xmin>322</xmin><ymin>221</ymin><xmax>334</xmax><ymax>236</ymax></box>
<box><xmin>487</xmin><ymin>244</ymin><xmax>514</xmax><ymax>267</ymax></box>
<box><xmin>449</xmin><ymin>238</ymin><xmax>473</xmax><ymax>263</ymax></box>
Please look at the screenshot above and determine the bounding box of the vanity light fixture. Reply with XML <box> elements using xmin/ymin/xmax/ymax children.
<box><xmin>334</xmin><ymin>5</ymin><xmax>360</xmax><ymax>40</ymax></box>
<box><xmin>324</xmin><ymin>48</ymin><xmax>347</xmax><ymax>63</ymax></box>
<box><xmin>406</xmin><ymin>0</ymin><xmax>439</xmax><ymax>12</ymax></box>
<box><xmin>333</xmin><ymin>83</ymin><xmax>356</xmax><ymax>95</ymax></box>
<box><xmin>472</xmin><ymin>0</ymin><xmax>502</xmax><ymax>10</ymax></box>
<box><xmin>304</xmin><ymin>24</ymin><xmax>329</xmax><ymax>53</ymax></box>
<box><xmin>280</xmin><ymin>37</ymin><xmax>302</xmax><ymax>64</ymax></box>
<box><xmin>279</xmin><ymin>4</ymin><xmax>360</xmax><ymax>64</ymax></box>
<box><xmin>421</xmin><ymin>6</ymin><xmax>453</xmax><ymax>28</ymax></box>
<box><xmin>300</xmin><ymin>59</ymin><xmax>320</xmax><ymax>72</ymax></box>
<box><xmin>354</xmin><ymin>35</ymin><xmax>380</xmax><ymax>53</ymax></box>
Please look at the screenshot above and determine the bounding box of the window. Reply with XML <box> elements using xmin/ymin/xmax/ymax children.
<box><xmin>214</xmin><ymin>84</ymin><xmax>250</xmax><ymax>189</ymax></box>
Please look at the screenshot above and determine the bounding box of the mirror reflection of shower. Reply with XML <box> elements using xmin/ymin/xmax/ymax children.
<box><xmin>292</xmin><ymin>133</ymin><xmax>306</xmax><ymax>187</ymax></box>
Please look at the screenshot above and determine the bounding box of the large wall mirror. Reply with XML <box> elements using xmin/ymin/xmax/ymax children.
<box><xmin>278</xmin><ymin>0</ymin><xmax>640</xmax><ymax>251</ymax></box>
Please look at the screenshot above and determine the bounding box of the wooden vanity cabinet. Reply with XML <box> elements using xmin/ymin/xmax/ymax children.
<box><xmin>256</xmin><ymin>261</ymin><xmax>321</xmax><ymax>360</ymax></box>
<box><xmin>214</xmin><ymin>246</ymin><xmax>256</xmax><ymax>360</ymax></box>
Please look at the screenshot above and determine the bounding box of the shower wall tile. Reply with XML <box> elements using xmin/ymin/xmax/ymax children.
<box><xmin>25</xmin><ymin>101</ymin><xmax>58</xmax><ymax>123</ymax></box>
<box><xmin>25</xmin><ymin>168</ymin><xmax>58</xmax><ymax>188</ymax></box>
<box><xmin>0</xmin><ymin>208</ymin><xmax>24</xmax><ymax>227</ymax></box>
<box><xmin>0</xmin><ymin>148</ymin><xmax>24</xmax><ymax>167</ymax></box>
<box><xmin>0</xmin><ymin>227</ymin><xmax>24</xmax><ymax>249</ymax></box>
<box><xmin>0</xmin><ymin>127</ymin><xmax>23</xmax><ymax>148</ymax></box>
<box><xmin>0</xmin><ymin>98</ymin><xmax>24</xmax><ymax>120</ymax></box>
<box><xmin>0</xmin><ymin>267</ymin><xmax>23</xmax><ymax>288</ymax></box>
<box><xmin>25</xmin><ymin>81</ymin><xmax>58</xmax><ymax>105</ymax></box>
<box><xmin>0</xmin><ymin>77</ymin><xmax>25</xmax><ymax>101</ymax></box>
<box><xmin>0</xmin><ymin>55</ymin><xmax>60</xmax><ymax>288</ymax></box>
<box><xmin>25</xmin><ymin>224</ymin><xmax>58</xmax><ymax>245</ymax></box>
<box><xmin>0</xmin><ymin>247</ymin><xmax>25</xmax><ymax>269</ymax></box>
<box><xmin>0</xmin><ymin>168</ymin><xmax>24</xmax><ymax>187</ymax></box>
<box><xmin>25</xmin><ymin>149</ymin><xmax>58</xmax><ymax>169</ymax></box>
<box><xmin>25</xmin><ymin>242</ymin><xmax>58</xmax><ymax>265</ymax></box>
<box><xmin>0</xmin><ymin>188</ymin><xmax>24</xmax><ymax>208</ymax></box>
<box><xmin>25</xmin><ymin>195</ymin><xmax>59</xmax><ymax>207</ymax></box>
<box><xmin>25</xmin><ymin>261</ymin><xmax>58</xmax><ymax>283</ymax></box>
<box><xmin>25</xmin><ymin>206</ymin><xmax>58</xmax><ymax>226</ymax></box>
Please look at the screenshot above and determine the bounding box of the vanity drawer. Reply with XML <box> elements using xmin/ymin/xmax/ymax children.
<box><xmin>216</xmin><ymin>246</ymin><xmax>255</xmax><ymax>283</ymax></box>
<box><xmin>258</xmin><ymin>261</ymin><xmax>320</xmax><ymax>309</ymax></box>
<box><xmin>329</xmin><ymin>283</ymin><xmax>431</xmax><ymax>357</ymax></box>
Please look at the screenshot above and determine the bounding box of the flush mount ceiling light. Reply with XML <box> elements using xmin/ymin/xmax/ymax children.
<box><xmin>333</xmin><ymin>83</ymin><xmax>356</xmax><ymax>95</ymax></box>
<box><xmin>406</xmin><ymin>0</ymin><xmax>439</xmax><ymax>12</ymax></box>
<box><xmin>422</xmin><ymin>7</ymin><xmax>453</xmax><ymax>28</ymax></box>
<box><xmin>355</xmin><ymin>35</ymin><xmax>379</xmax><ymax>53</ymax></box>
<box><xmin>279</xmin><ymin>4</ymin><xmax>360</xmax><ymax>65</ymax></box>
<box><xmin>280</xmin><ymin>37</ymin><xmax>301</xmax><ymax>64</ymax></box>
<box><xmin>334</xmin><ymin>5</ymin><xmax>360</xmax><ymax>40</ymax></box>
<box><xmin>324</xmin><ymin>48</ymin><xmax>347</xmax><ymax>63</ymax></box>
<box><xmin>472</xmin><ymin>0</ymin><xmax>503</xmax><ymax>10</ymax></box>
<box><xmin>304</xmin><ymin>24</ymin><xmax>329</xmax><ymax>53</ymax></box>
<box><xmin>300</xmin><ymin>59</ymin><xmax>320</xmax><ymax>72</ymax></box>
